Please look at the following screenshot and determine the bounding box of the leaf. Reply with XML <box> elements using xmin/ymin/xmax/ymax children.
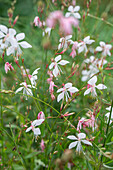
<box><xmin>25</xmin><ymin>151</ymin><xmax>41</xmax><ymax>159</ymax></box>
<box><xmin>5</xmin><ymin>124</ymin><xmax>21</xmax><ymax>130</ymax></box>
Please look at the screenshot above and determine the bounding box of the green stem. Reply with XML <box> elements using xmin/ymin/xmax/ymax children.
<box><xmin>99</xmin><ymin>100</ymin><xmax>113</xmax><ymax>169</ymax></box>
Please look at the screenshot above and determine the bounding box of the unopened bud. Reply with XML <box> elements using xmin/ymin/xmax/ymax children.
<box><xmin>13</xmin><ymin>15</ymin><xmax>19</xmax><ymax>26</ymax></box>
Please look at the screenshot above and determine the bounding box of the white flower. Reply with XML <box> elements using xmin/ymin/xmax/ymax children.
<box><xmin>78</xmin><ymin>36</ymin><xmax>95</xmax><ymax>54</ymax></box>
<box><xmin>84</xmin><ymin>76</ymin><xmax>107</xmax><ymax>97</ymax></box>
<box><xmin>0</xmin><ymin>24</ymin><xmax>32</xmax><ymax>58</ymax></box>
<box><xmin>57</xmin><ymin>83</ymin><xmax>78</xmax><ymax>102</ymax></box>
<box><xmin>49</xmin><ymin>55</ymin><xmax>69</xmax><ymax>77</ymax></box>
<box><xmin>42</xmin><ymin>27</ymin><xmax>51</xmax><ymax>37</ymax></box>
<box><xmin>26</xmin><ymin>119</ymin><xmax>44</xmax><ymax>139</ymax></box>
<box><xmin>30</xmin><ymin>68</ymin><xmax>40</xmax><ymax>86</ymax></box>
<box><xmin>15</xmin><ymin>82</ymin><xmax>36</xmax><ymax>100</ymax></box>
<box><xmin>6</xmin><ymin>32</ymin><xmax>32</xmax><ymax>57</ymax></box>
<box><xmin>96</xmin><ymin>41</ymin><xmax>112</xmax><ymax>56</ymax></box>
<box><xmin>67</xmin><ymin>133</ymin><xmax>92</xmax><ymax>153</ymax></box>
<box><xmin>58</xmin><ymin>35</ymin><xmax>73</xmax><ymax>50</ymax></box>
<box><xmin>81</xmin><ymin>56</ymin><xmax>107</xmax><ymax>82</ymax></box>
<box><xmin>105</xmin><ymin>106</ymin><xmax>113</xmax><ymax>124</ymax></box>
<box><xmin>65</xmin><ymin>5</ymin><xmax>81</xmax><ymax>19</ymax></box>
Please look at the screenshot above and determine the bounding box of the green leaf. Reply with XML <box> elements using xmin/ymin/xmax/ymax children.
<box><xmin>25</xmin><ymin>151</ymin><xmax>41</xmax><ymax>159</ymax></box>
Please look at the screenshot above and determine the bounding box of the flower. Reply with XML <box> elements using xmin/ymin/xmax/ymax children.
<box><xmin>40</xmin><ymin>139</ymin><xmax>45</xmax><ymax>152</ymax></box>
<box><xmin>70</xmin><ymin>41</ymin><xmax>78</xmax><ymax>58</ymax></box>
<box><xmin>78</xmin><ymin>36</ymin><xmax>95</xmax><ymax>54</ymax></box>
<box><xmin>46</xmin><ymin>11</ymin><xmax>79</xmax><ymax>36</ymax></box>
<box><xmin>84</xmin><ymin>76</ymin><xmax>107</xmax><ymax>97</ymax></box>
<box><xmin>28</xmin><ymin>68</ymin><xmax>40</xmax><ymax>86</ymax></box>
<box><xmin>49</xmin><ymin>55</ymin><xmax>69</xmax><ymax>77</ymax></box>
<box><xmin>26</xmin><ymin>119</ymin><xmax>44</xmax><ymax>139</ymax></box>
<box><xmin>65</xmin><ymin>5</ymin><xmax>81</xmax><ymax>19</ymax></box>
<box><xmin>81</xmin><ymin>56</ymin><xmax>107</xmax><ymax>82</ymax></box>
<box><xmin>37</xmin><ymin>111</ymin><xmax>45</xmax><ymax>120</ymax></box>
<box><xmin>5</xmin><ymin>62</ymin><xmax>14</xmax><ymax>73</ymax></box>
<box><xmin>105</xmin><ymin>106</ymin><xmax>113</xmax><ymax>124</ymax></box>
<box><xmin>67</xmin><ymin>133</ymin><xmax>92</xmax><ymax>153</ymax></box>
<box><xmin>57</xmin><ymin>83</ymin><xmax>78</xmax><ymax>102</ymax></box>
<box><xmin>15</xmin><ymin>82</ymin><xmax>36</xmax><ymax>100</ymax></box>
<box><xmin>58</xmin><ymin>35</ymin><xmax>73</xmax><ymax>50</ymax></box>
<box><xmin>95</xmin><ymin>41</ymin><xmax>112</xmax><ymax>56</ymax></box>
<box><xmin>42</xmin><ymin>27</ymin><xmax>51</xmax><ymax>37</ymax></box>
<box><xmin>34</xmin><ymin>16</ymin><xmax>42</xmax><ymax>27</ymax></box>
<box><xmin>0</xmin><ymin>24</ymin><xmax>32</xmax><ymax>58</ymax></box>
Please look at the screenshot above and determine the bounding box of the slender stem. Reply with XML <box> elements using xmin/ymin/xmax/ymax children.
<box><xmin>99</xmin><ymin>100</ymin><xmax>113</xmax><ymax>169</ymax></box>
<box><xmin>0</xmin><ymin>74</ymin><xmax>4</xmax><ymax>168</ymax></box>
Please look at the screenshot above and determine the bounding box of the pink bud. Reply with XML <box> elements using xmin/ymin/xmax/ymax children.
<box><xmin>37</xmin><ymin>111</ymin><xmax>45</xmax><ymax>120</ymax></box>
<box><xmin>40</xmin><ymin>139</ymin><xmax>45</xmax><ymax>152</ymax></box>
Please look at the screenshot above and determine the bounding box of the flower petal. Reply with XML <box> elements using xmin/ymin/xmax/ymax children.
<box><xmin>19</xmin><ymin>41</ymin><xmax>32</xmax><ymax>48</ymax></box>
<box><xmin>58</xmin><ymin>60</ymin><xmax>69</xmax><ymax>65</ymax></box>
<box><xmin>95</xmin><ymin>46</ymin><xmax>102</xmax><ymax>52</ymax></box>
<box><xmin>78</xmin><ymin>133</ymin><xmax>86</xmax><ymax>139</ymax></box>
<box><xmin>55</xmin><ymin>55</ymin><xmax>61</xmax><ymax>62</ymax></box>
<box><xmin>57</xmin><ymin>92</ymin><xmax>64</xmax><ymax>102</ymax></box>
<box><xmin>33</xmin><ymin>127</ymin><xmax>41</xmax><ymax>136</ymax></box>
<box><xmin>65</xmin><ymin>83</ymin><xmax>72</xmax><ymax>89</ymax></box>
<box><xmin>32</xmin><ymin>119</ymin><xmax>44</xmax><ymax>126</ymax></box>
<box><xmin>69</xmin><ymin>141</ymin><xmax>78</xmax><ymax>149</ymax></box>
<box><xmin>82</xmin><ymin>140</ymin><xmax>92</xmax><ymax>146</ymax></box>
<box><xmin>68</xmin><ymin>87</ymin><xmax>79</xmax><ymax>93</ymax></box>
<box><xmin>88</xmin><ymin>76</ymin><xmax>97</xmax><ymax>85</ymax></box>
<box><xmin>74</xmin><ymin>6</ymin><xmax>80</xmax><ymax>12</ymax></box>
<box><xmin>67</xmin><ymin>135</ymin><xmax>77</xmax><ymax>140</ymax></box>
<box><xmin>0</xmin><ymin>25</ymin><xmax>8</xmax><ymax>34</ymax></box>
<box><xmin>84</xmin><ymin>88</ymin><xmax>91</xmax><ymax>96</ymax></box>
<box><xmin>96</xmin><ymin>84</ymin><xmax>107</xmax><ymax>90</ymax></box>
<box><xmin>68</xmin><ymin>6</ymin><xmax>73</xmax><ymax>12</ymax></box>
<box><xmin>26</xmin><ymin>126</ymin><xmax>32</xmax><ymax>132</ymax></box>
<box><xmin>16</xmin><ymin>33</ymin><xmax>25</xmax><ymax>41</ymax></box>
<box><xmin>15</xmin><ymin>87</ymin><xmax>23</xmax><ymax>94</ymax></box>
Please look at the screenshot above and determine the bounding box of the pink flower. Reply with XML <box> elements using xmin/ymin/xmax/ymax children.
<box><xmin>46</xmin><ymin>11</ymin><xmax>79</xmax><ymax>35</ymax></box>
<box><xmin>5</xmin><ymin>62</ymin><xmax>14</xmax><ymax>73</ymax></box>
<box><xmin>51</xmin><ymin>93</ymin><xmax>55</xmax><ymax>100</ymax></box>
<box><xmin>40</xmin><ymin>139</ymin><xmax>45</xmax><ymax>152</ymax></box>
<box><xmin>37</xmin><ymin>111</ymin><xmax>45</xmax><ymax>120</ymax></box>
<box><xmin>49</xmin><ymin>81</ymin><xmax>57</xmax><ymax>93</ymax></box>
<box><xmin>59</xmin><ymin>16</ymin><xmax>79</xmax><ymax>35</ymax></box>
<box><xmin>70</xmin><ymin>41</ymin><xmax>78</xmax><ymax>58</ymax></box>
<box><xmin>34</xmin><ymin>16</ymin><xmax>42</xmax><ymax>27</ymax></box>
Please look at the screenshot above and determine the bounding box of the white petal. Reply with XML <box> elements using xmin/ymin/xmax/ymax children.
<box><xmin>86</xmin><ymin>40</ymin><xmax>95</xmax><ymax>45</ymax></box>
<box><xmin>65</xmin><ymin>83</ymin><xmax>72</xmax><ymax>89</ymax></box>
<box><xmin>76</xmin><ymin>141</ymin><xmax>82</xmax><ymax>153</ymax></box>
<box><xmin>106</xmin><ymin>106</ymin><xmax>111</xmax><ymax>111</ymax></box>
<box><xmin>32</xmin><ymin>119</ymin><xmax>44</xmax><ymax>126</ymax></box>
<box><xmin>82</xmin><ymin>140</ymin><xmax>92</xmax><ymax>146</ymax></box>
<box><xmin>26</xmin><ymin>126</ymin><xmax>32</xmax><ymax>132</ymax></box>
<box><xmin>55</xmin><ymin>55</ymin><xmax>61</xmax><ymax>62</ymax></box>
<box><xmin>32</xmin><ymin>68</ymin><xmax>40</xmax><ymax>76</ymax></box>
<box><xmin>58</xmin><ymin>60</ymin><xmax>69</xmax><ymax>65</ymax></box>
<box><xmin>95</xmin><ymin>46</ymin><xmax>102</xmax><ymax>52</ymax></box>
<box><xmin>0</xmin><ymin>31</ymin><xmax>5</xmax><ymax>38</ymax></box>
<box><xmin>78</xmin><ymin>45</ymin><xmax>84</xmax><ymax>53</ymax></box>
<box><xmin>16</xmin><ymin>33</ymin><xmax>25</xmax><ymax>41</ymax></box>
<box><xmin>78</xmin><ymin>133</ymin><xmax>86</xmax><ymax>139</ymax></box>
<box><xmin>65</xmin><ymin>12</ymin><xmax>71</xmax><ymax>17</ymax></box>
<box><xmin>65</xmin><ymin>35</ymin><xmax>72</xmax><ymax>40</ymax></box>
<box><xmin>57</xmin><ymin>92</ymin><xmax>64</xmax><ymax>102</ymax></box>
<box><xmin>68</xmin><ymin>87</ymin><xmax>79</xmax><ymax>93</ymax></box>
<box><xmin>106</xmin><ymin>44</ymin><xmax>112</xmax><ymax>49</ymax></box>
<box><xmin>100</xmin><ymin>41</ymin><xmax>105</xmax><ymax>47</ymax></box>
<box><xmin>84</xmin><ymin>36</ymin><xmax>90</xmax><ymax>43</ymax></box>
<box><xmin>9</xmin><ymin>28</ymin><xmax>16</xmax><ymax>36</ymax></box>
<box><xmin>88</xmin><ymin>76</ymin><xmax>97</xmax><ymax>85</ymax></box>
<box><xmin>0</xmin><ymin>25</ymin><xmax>8</xmax><ymax>34</ymax></box>
<box><xmin>74</xmin><ymin>6</ymin><xmax>80</xmax><ymax>12</ymax></box>
<box><xmin>58</xmin><ymin>43</ymin><xmax>62</xmax><ymax>50</ymax></box>
<box><xmin>49</xmin><ymin>62</ymin><xmax>55</xmax><ymax>69</ymax></box>
<box><xmin>68</xmin><ymin>6</ymin><xmax>73</xmax><ymax>12</ymax></box>
<box><xmin>96</xmin><ymin>84</ymin><xmax>107</xmax><ymax>90</ymax></box>
<box><xmin>53</xmin><ymin>65</ymin><xmax>59</xmax><ymax>77</ymax></box>
<box><xmin>19</xmin><ymin>41</ymin><xmax>32</xmax><ymax>48</ymax></box>
<box><xmin>6</xmin><ymin>46</ymin><xmax>14</xmax><ymax>56</ymax></box>
<box><xmin>57</xmin><ymin>88</ymin><xmax>64</xmax><ymax>93</ymax></box>
<box><xmin>73</xmin><ymin>13</ymin><xmax>81</xmax><ymax>19</ymax></box>
<box><xmin>84</xmin><ymin>88</ymin><xmax>91</xmax><ymax>96</ymax></box>
<box><xmin>15</xmin><ymin>87</ymin><xmax>23</xmax><ymax>94</ymax></box>
<box><xmin>67</xmin><ymin>135</ymin><xmax>77</xmax><ymax>140</ymax></box>
<box><xmin>69</xmin><ymin>141</ymin><xmax>78</xmax><ymax>149</ymax></box>
<box><xmin>33</xmin><ymin>127</ymin><xmax>41</xmax><ymax>136</ymax></box>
